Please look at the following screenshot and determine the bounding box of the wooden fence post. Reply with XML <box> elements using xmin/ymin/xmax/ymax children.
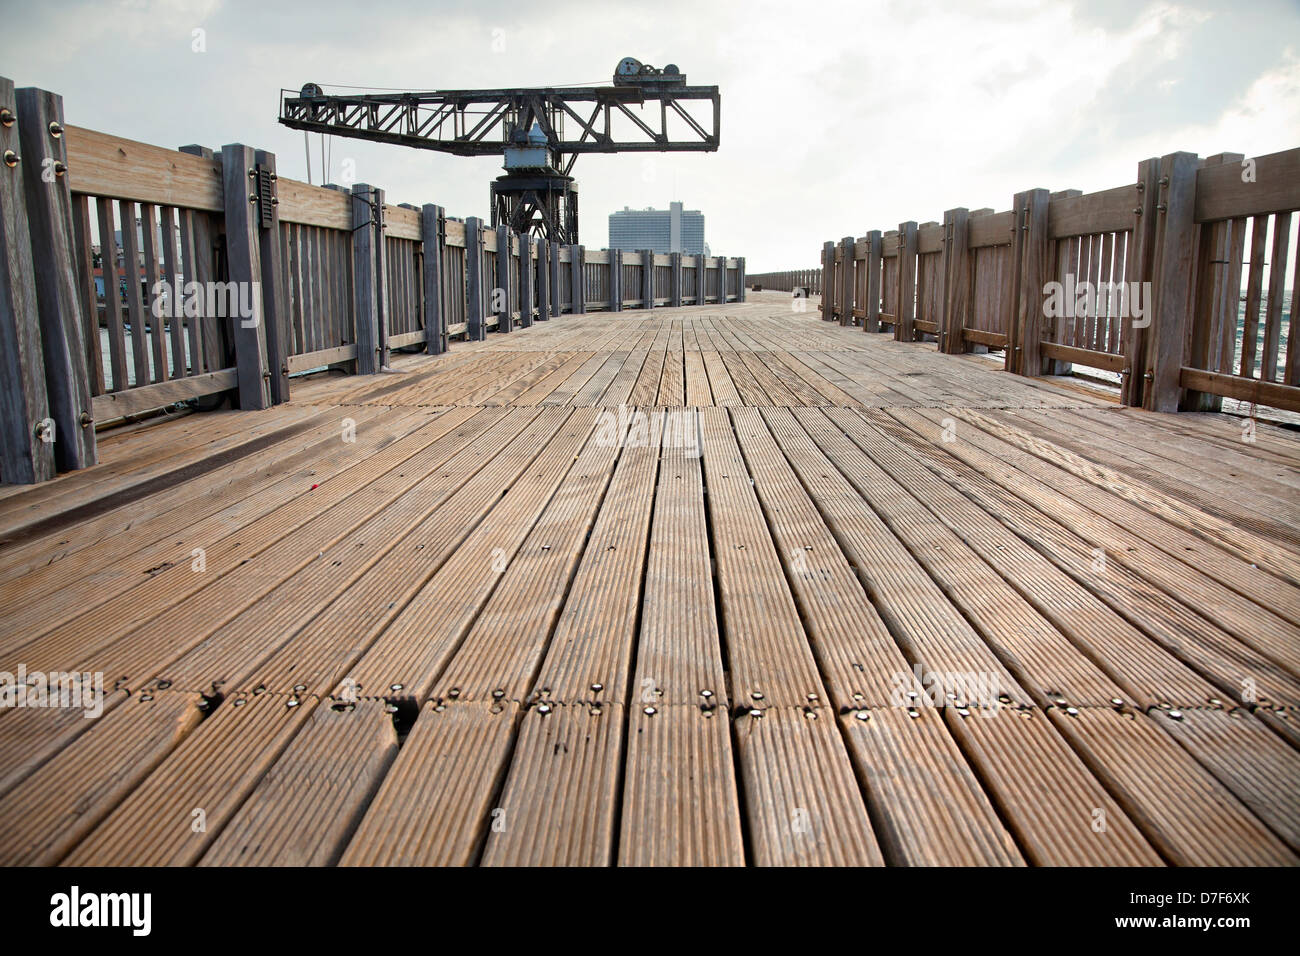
<box><xmin>251</xmin><ymin>148</ymin><xmax>290</xmax><ymax>403</ymax></box>
<box><xmin>495</xmin><ymin>224</ymin><xmax>512</xmax><ymax>332</ymax></box>
<box><xmin>534</xmin><ymin>237</ymin><xmax>548</xmax><ymax>323</ymax></box>
<box><xmin>0</xmin><ymin>76</ymin><xmax>55</xmax><ymax>483</ymax></box>
<box><xmin>821</xmin><ymin>241</ymin><xmax>835</xmax><ymax>320</ymax></box>
<box><xmin>1008</xmin><ymin>191</ymin><xmax>1048</xmax><ymax>374</ymax></box>
<box><xmin>940</xmin><ymin>208</ymin><xmax>970</xmax><ymax>354</ymax></box>
<box><xmin>421</xmin><ymin>203</ymin><xmax>447</xmax><ymax>354</ymax></box>
<box><xmin>220</xmin><ymin>144</ymin><xmax>271</xmax><ymax>408</ymax></box>
<box><xmin>670</xmin><ymin>251</ymin><xmax>682</xmax><ymax>307</ymax></box>
<box><xmin>1144</xmin><ymin>151</ymin><xmax>1200</xmax><ymax>412</ymax></box>
<box><xmin>350</xmin><ymin>183</ymin><xmax>382</xmax><ymax>370</ymax></box>
<box><xmin>15</xmin><ymin>85</ymin><xmax>96</xmax><ymax>469</ymax></box>
<box><xmin>571</xmin><ymin>244</ymin><xmax>585</xmax><ymax>313</ymax></box>
<box><xmin>1117</xmin><ymin>158</ymin><xmax>1157</xmax><ymax>406</ymax></box>
<box><xmin>465</xmin><ymin>216</ymin><xmax>485</xmax><ymax>340</ymax></box>
<box><xmin>863</xmin><ymin>230</ymin><xmax>882</xmax><ymax>333</ymax></box>
<box><xmin>839</xmin><ymin>236</ymin><xmax>854</xmax><ymax>325</ymax></box>
<box><xmin>640</xmin><ymin>249</ymin><xmax>654</xmax><ymax>309</ymax></box>
<box><xmin>519</xmin><ymin>234</ymin><xmax>534</xmax><ymax>328</ymax></box>
<box><xmin>548</xmin><ymin>240</ymin><xmax>561</xmax><ymax>317</ymax></box>
<box><xmin>610</xmin><ymin>248</ymin><xmax>622</xmax><ymax>312</ymax></box>
<box><xmin>373</xmin><ymin>187</ymin><xmax>390</xmax><ymax>366</ymax></box>
<box><xmin>893</xmin><ymin>221</ymin><xmax>918</xmax><ymax>342</ymax></box>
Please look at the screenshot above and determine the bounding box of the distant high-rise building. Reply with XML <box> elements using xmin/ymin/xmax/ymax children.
<box><xmin>608</xmin><ymin>201</ymin><xmax>705</xmax><ymax>254</ymax></box>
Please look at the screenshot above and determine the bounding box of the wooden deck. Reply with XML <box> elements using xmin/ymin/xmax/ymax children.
<box><xmin>1</xmin><ymin>292</ymin><xmax>1298</xmax><ymax>866</ymax></box>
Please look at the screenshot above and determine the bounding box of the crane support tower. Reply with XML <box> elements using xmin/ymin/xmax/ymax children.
<box><xmin>279</xmin><ymin>58</ymin><xmax>720</xmax><ymax>244</ymax></box>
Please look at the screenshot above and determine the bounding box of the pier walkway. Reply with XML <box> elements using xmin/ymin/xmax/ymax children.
<box><xmin>1</xmin><ymin>293</ymin><xmax>1297</xmax><ymax>866</ymax></box>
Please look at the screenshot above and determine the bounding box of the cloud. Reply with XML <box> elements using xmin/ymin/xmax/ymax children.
<box><xmin>0</xmin><ymin>0</ymin><xmax>1296</xmax><ymax>271</ymax></box>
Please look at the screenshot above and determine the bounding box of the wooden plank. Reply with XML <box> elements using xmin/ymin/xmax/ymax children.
<box><xmin>383</xmin><ymin>202</ymin><xmax>420</xmax><ymax>241</ymax></box>
<box><xmin>696</xmin><ymin>407</ymin><xmax>883</xmax><ymax>864</ymax></box>
<box><xmin>286</xmin><ymin>343</ymin><xmax>358</xmax><ymax>374</ymax></box>
<box><xmin>1261</xmin><ymin>211</ymin><xmax>1291</xmax><ymax>381</ymax></box>
<box><xmin>192</xmin><ymin>414</ymin><xmax>604</xmax><ymax>863</ymax></box>
<box><xmin>199</xmin><ymin>699</ymin><xmax>396</xmax><ymax>865</ymax></box>
<box><xmin>479</xmin><ymin>410</ymin><xmax>660</xmax><ymax>865</ymax></box>
<box><xmin>910</xmin><ymin>407</ymin><xmax>1300</xmax><ymax>667</ymax></box>
<box><xmin>0</xmin><ymin>690</ymin><xmax>204</xmax><ymax>864</ymax></box>
<box><xmin>619</xmin><ymin>432</ymin><xmax>743</xmax><ymax>864</ymax></box>
<box><xmin>0</xmin><ymin>407</ymin><xmax>401</xmax><ymax>589</ymax></box>
<box><xmin>65</xmin><ymin>125</ymin><xmax>222</xmax><ymax>211</ymax></box>
<box><xmin>95</xmin><ymin>196</ymin><xmax>128</xmax><ymax>389</ymax></box>
<box><xmin>1195</xmin><ymin>146</ymin><xmax>1300</xmax><ymax>223</ymax></box>
<box><xmin>70</xmin><ymin>193</ymin><xmax>105</xmax><ymax>394</ymax></box>
<box><xmin>1041</xmin><ymin>341</ymin><xmax>1128</xmax><ymax>373</ymax></box>
<box><xmin>877</xmin><ymin>407</ymin><xmax>1300</xmax><ymax>714</ymax></box>
<box><xmin>968</xmin><ymin>210</ymin><xmax>1013</xmax><ymax>248</ymax></box>
<box><xmin>1048</xmin><ymin>184</ymin><xmax>1134</xmax><ymax>238</ymax></box>
<box><xmin>221</xmin><ymin>408</ymin><xmax>585</xmax><ymax>701</ymax></box>
<box><xmin>92</xmin><ymin>368</ymin><xmax>236</xmax><ymax>421</ymax></box>
<box><xmin>3</xmin><ymin>408</ymin><xmax>490</xmax><ymax>673</ymax></box>
<box><xmin>275</xmin><ymin>176</ymin><xmax>351</xmax><ymax>230</ymax></box>
<box><xmin>117</xmin><ymin>200</ymin><xmax>150</xmax><ymax>385</ymax></box>
<box><xmin>830</xmin><ymin>406</ymin><xmax>1227</xmax><ymax>708</ymax></box>
<box><xmin>1047</xmin><ymin>707</ymin><xmax>1295</xmax><ymax>864</ymax></box>
<box><xmin>137</xmin><ymin>204</ymin><xmax>166</xmax><ymax>383</ymax></box>
<box><xmin>962</xmin><ymin>327</ymin><xmax>1007</xmax><ymax>348</ymax></box>
<box><xmin>1179</xmin><ymin>366</ymin><xmax>1300</xmax><ymax>413</ymax></box>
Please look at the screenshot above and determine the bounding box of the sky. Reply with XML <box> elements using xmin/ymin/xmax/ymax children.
<box><xmin>2</xmin><ymin>0</ymin><xmax>1298</xmax><ymax>272</ymax></box>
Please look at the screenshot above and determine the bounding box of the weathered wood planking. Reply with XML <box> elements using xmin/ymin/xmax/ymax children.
<box><xmin>2</xmin><ymin>294</ymin><xmax>1299</xmax><ymax>868</ymax></box>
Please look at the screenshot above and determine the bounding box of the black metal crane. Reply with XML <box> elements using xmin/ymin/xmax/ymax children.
<box><xmin>278</xmin><ymin>58</ymin><xmax>720</xmax><ymax>244</ymax></box>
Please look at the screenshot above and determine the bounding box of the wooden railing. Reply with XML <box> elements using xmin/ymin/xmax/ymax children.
<box><xmin>820</xmin><ymin>147</ymin><xmax>1300</xmax><ymax>413</ymax></box>
<box><xmin>746</xmin><ymin>269</ymin><xmax>821</xmax><ymax>294</ymax></box>
<box><xmin>0</xmin><ymin>77</ymin><xmax>745</xmax><ymax>483</ymax></box>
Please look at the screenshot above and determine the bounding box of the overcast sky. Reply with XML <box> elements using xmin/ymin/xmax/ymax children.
<box><xmin>3</xmin><ymin>0</ymin><xmax>1298</xmax><ymax>271</ymax></box>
